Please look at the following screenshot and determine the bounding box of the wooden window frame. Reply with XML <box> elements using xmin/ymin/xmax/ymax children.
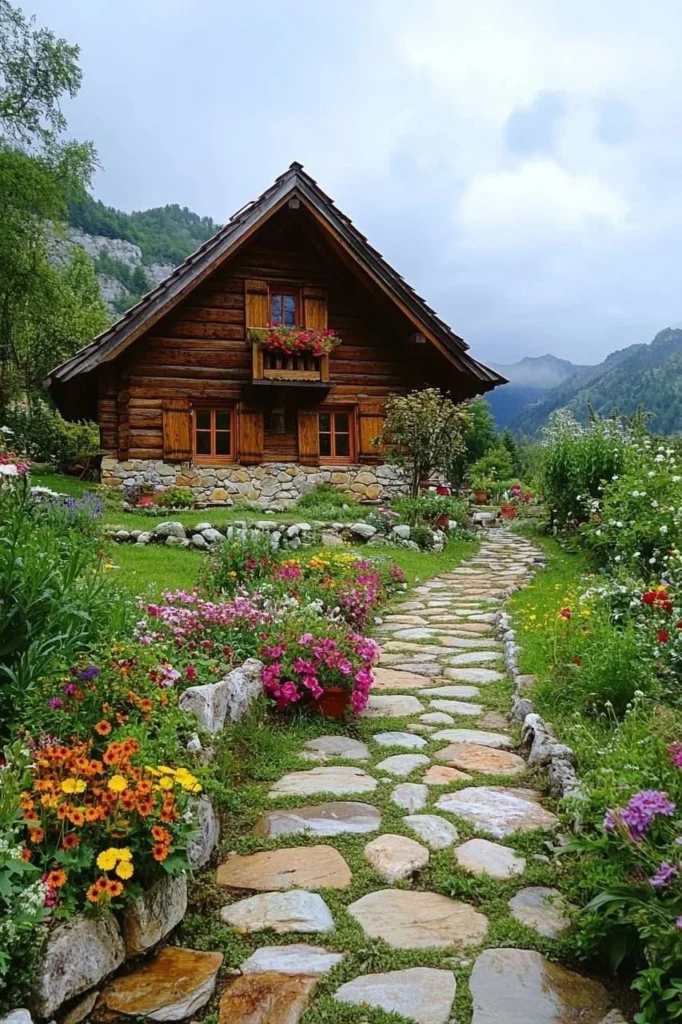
<box><xmin>192</xmin><ymin>404</ymin><xmax>236</xmax><ymax>465</ymax></box>
<box><xmin>318</xmin><ymin>406</ymin><xmax>356</xmax><ymax>465</ymax></box>
<box><xmin>268</xmin><ymin>285</ymin><xmax>300</xmax><ymax>328</ymax></box>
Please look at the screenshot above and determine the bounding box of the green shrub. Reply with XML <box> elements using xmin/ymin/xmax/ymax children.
<box><xmin>410</xmin><ymin>524</ymin><xmax>435</xmax><ymax>550</ymax></box>
<box><xmin>203</xmin><ymin>531</ymin><xmax>281</xmax><ymax>595</ymax></box>
<box><xmin>2</xmin><ymin>402</ymin><xmax>100</xmax><ymax>473</ymax></box>
<box><xmin>468</xmin><ymin>444</ymin><xmax>515</xmax><ymax>489</ymax></box>
<box><xmin>394</xmin><ymin>492</ymin><xmax>467</xmax><ymax>528</ymax></box>
<box><xmin>156</xmin><ymin>487</ymin><xmax>194</xmax><ymax>508</ymax></box>
<box><xmin>294</xmin><ymin>483</ymin><xmax>358</xmax><ymax>521</ymax></box>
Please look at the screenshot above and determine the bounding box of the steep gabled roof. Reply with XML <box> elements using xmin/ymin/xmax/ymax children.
<box><xmin>47</xmin><ymin>163</ymin><xmax>505</xmax><ymax>390</ymax></box>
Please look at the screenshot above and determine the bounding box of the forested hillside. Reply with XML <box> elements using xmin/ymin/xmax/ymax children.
<box><xmin>514</xmin><ymin>328</ymin><xmax>682</xmax><ymax>435</ymax></box>
<box><xmin>488</xmin><ymin>354</ymin><xmax>582</xmax><ymax>427</ymax></box>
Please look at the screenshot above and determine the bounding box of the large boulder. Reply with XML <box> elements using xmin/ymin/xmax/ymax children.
<box><xmin>350</xmin><ymin>522</ymin><xmax>377</xmax><ymax>540</ymax></box>
<box><xmin>179</xmin><ymin>658</ymin><xmax>263</xmax><ymax>731</ymax></box>
<box><xmin>187</xmin><ymin>796</ymin><xmax>220</xmax><ymax>868</ymax></box>
<box><xmin>30</xmin><ymin>912</ymin><xmax>124</xmax><ymax>1019</ymax></box>
<box><xmin>121</xmin><ymin>874</ymin><xmax>188</xmax><ymax>956</ymax></box>
<box><xmin>154</xmin><ymin>521</ymin><xmax>186</xmax><ymax>539</ymax></box>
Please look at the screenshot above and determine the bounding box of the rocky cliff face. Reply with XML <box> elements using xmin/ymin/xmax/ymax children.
<box><xmin>48</xmin><ymin>226</ymin><xmax>174</xmax><ymax>313</ymax></box>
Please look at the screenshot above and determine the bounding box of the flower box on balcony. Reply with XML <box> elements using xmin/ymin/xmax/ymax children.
<box><xmin>248</xmin><ymin>326</ymin><xmax>341</xmax><ymax>383</ymax></box>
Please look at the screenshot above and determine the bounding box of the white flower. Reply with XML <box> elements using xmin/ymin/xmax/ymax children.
<box><xmin>648</xmin><ymin>471</ymin><xmax>656</xmax><ymax>478</ymax></box>
<box><xmin>0</xmin><ymin>463</ymin><xmax>18</xmax><ymax>476</ymax></box>
<box><xmin>655</xmin><ymin>454</ymin><xmax>664</xmax><ymax>462</ymax></box>
<box><xmin>660</xmin><ymin>525</ymin><xmax>669</xmax><ymax>534</ymax></box>
<box><xmin>673</xmin><ymin>476</ymin><xmax>681</xmax><ymax>484</ymax></box>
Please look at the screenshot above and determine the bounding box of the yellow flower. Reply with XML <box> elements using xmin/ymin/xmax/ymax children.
<box><xmin>97</xmin><ymin>848</ymin><xmax>119</xmax><ymax>871</ymax></box>
<box><xmin>108</xmin><ymin>775</ymin><xmax>128</xmax><ymax>793</ymax></box>
<box><xmin>117</xmin><ymin>847</ymin><xmax>133</xmax><ymax>861</ymax></box>
<box><xmin>115</xmin><ymin>860</ymin><xmax>134</xmax><ymax>880</ymax></box>
<box><xmin>156</xmin><ymin>766</ymin><xmax>177</xmax><ymax>775</ymax></box>
<box><xmin>158</xmin><ymin>776</ymin><xmax>174</xmax><ymax>790</ymax></box>
<box><xmin>61</xmin><ymin>778</ymin><xmax>87</xmax><ymax>794</ymax></box>
<box><xmin>175</xmin><ymin>769</ymin><xmax>202</xmax><ymax>793</ymax></box>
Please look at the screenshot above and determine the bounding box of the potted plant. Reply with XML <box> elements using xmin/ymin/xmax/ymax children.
<box><xmin>500</xmin><ymin>482</ymin><xmax>522</xmax><ymax>519</ymax></box>
<box><xmin>259</xmin><ymin>621</ymin><xmax>379</xmax><ymax>720</ymax></box>
<box><xmin>469</xmin><ymin>474</ymin><xmax>490</xmax><ymax>505</ymax></box>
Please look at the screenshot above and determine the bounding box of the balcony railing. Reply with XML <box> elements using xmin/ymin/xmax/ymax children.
<box><xmin>252</xmin><ymin>342</ymin><xmax>329</xmax><ymax>383</ymax></box>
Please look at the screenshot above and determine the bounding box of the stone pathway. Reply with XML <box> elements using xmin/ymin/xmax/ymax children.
<box><xmin>210</xmin><ymin>530</ymin><xmax>622</xmax><ymax>1022</ymax></box>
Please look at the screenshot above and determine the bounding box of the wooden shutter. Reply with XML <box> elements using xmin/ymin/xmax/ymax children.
<box><xmin>238</xmin><ymin>403</ymin><xmax>264</xmax><ymax>465</ymax></box>
<box><xmin>303</xmin><ymin>287</ymin><xmax>329</xmax><ymax>380</ymax></box>
<box><xmin>297</xmin><ymin>408</ymin><xmax>319</xmax><ymax>466</ymax></box>
<box><xmin>245</xmin><ymin>279</ymin><xmax>269</xmax><ymax>328</ymax></box>
<box><xmin>358</xmin><ymin>399</ymin><xmax>385</xmax><ymax>463</ymax></box>
<box><xmin>162</xmin><ymin>399</ymin><xmax>191</xmax><ymax>463</ymax></box>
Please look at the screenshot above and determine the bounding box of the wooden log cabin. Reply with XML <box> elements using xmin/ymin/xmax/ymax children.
<box><xmin>47</xmin><ymin>164</ymin><xmax>504</xmax><ymax>506</ymax></box>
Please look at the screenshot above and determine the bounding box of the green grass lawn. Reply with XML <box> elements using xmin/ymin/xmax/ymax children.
<box><xmin>31</xmin><ymin>471</ymin><xmax>95</xmax><ymax>497</ymax></box>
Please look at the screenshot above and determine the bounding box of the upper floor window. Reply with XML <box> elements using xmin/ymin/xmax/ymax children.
<box><xmin>270</xmin><ymin>290</ymin><xmax>297</xmax><ymax>327</ymax></box>
<box><xmin>193</xmin><ymin>406</ymin><xmax>234</xmax><ymax>462</ymax></box>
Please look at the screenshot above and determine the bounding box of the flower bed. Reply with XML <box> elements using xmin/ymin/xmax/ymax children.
<box><xmin>247</xmin><ymin>325</ymin><xmax>341</xmax><ymax>356</ymax></box>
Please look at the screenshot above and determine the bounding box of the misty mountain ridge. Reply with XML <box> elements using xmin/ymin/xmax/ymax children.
<box><xmin>487</xmin><ymin>353</ymin><xmax>584</xmax><ymax>427</ymax></box>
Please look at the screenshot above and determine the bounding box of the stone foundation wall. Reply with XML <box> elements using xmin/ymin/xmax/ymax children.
<box><xmin>100</xmin><ymin>458</ymin><xmax>410</xmax><ymax>507</ymax></box>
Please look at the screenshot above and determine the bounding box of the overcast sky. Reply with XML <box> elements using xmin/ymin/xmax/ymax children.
<box><xmin>26</xmin><ymin>0</ymin><xmax>682</xmax><ymax>366</ymax></box>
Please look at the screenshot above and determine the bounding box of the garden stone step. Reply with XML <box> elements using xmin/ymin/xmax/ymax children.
<box><xmin>444</xmin><ymin>667</ymin><xmax>506</xmax><ymax>684</ymax></box>
<box><xmin>447</xmin><ymin>651</ymin><xmax>504</xmax><ymax>665</ymax></box>
<box><xmin>348</xmin><ymin>889</ymin><xmax>488</xmax><ymax>948</ymax></box>
<box><xmin>334</xmin><ymin>967</ymin><xmax>457</xmax><ymax>1024</ymax></box>
<box><xmin>300</xmin><ymin>736</ymin><xmax>369</xmax><ymax>762</ymax></box>
<box><xmin>420</xmin><ymin>711</ymin><xmax>455</xmax><ymax>725</ymax></box>
<box><xmin>423</xmin><ymin>764</ymin><xmax>472</xmax><ymax>785</ymax></box>
<box><xmin>375</xmin><ymin>753</ymin><xmax>430</xmax><ymax>777</ymax></box>
<box><xmin>216</xmin><ymin>846</ymin><xmax>352</xmax><ymax>890</ymax></box>
<box><xmin>363</xmin><ymin>694</ymin><xmax>425</xmax><ymax>717</ymax></box>
<box><xmin>364</xmin><ymin>833</ymin><xmax>430</xmax><ymax>882</ymax></box>
<box><xmin>421</xmin><ymin>685</ymin><xmax>481</xmax><ymax>698</ymax></box>
<box><xmin>240</xmin><ymin>945</ymin><xmax>344</xmax><ymax>976</ymax></box>
<box><xmin>218</xmin><ymin>972</ymin><xmax>318</xmax><ymax>1024</ymax></box>
<box><xmin>268</xmin><ymin>766</ymin><xmax>376</xmax><ymax>798</ymax></box>
<box><xmin>219</xmin><ymin>890</ymin><xmax>334</xmax><ymax>934</ymax></box>
<box><xmin>432</xmin><ymin>728</ymin><xmax>512</xmax><ymax>748</ymax></box>
<box><xmin>436</xmin><ymin>787</ymin><xmax>559</xmax><ymax>838</ymax></box>
<box><xmin>435</xmin><ymin>742</ymin><xmax>526</xmax><ymax>776</ymax></box>
<box><xmin>429</xmin><ymin>699</ymin><xmax>484</xmax><ymax>717</ymax></box>
<box><xmin>403</xmin><ymin>813</ymin><xmax>459</xmax><ymax>849</ymax></box>
<box><xmin>254</xmin><ymin>801</ymin><xmax>381</xmax><ymax>838</ymax></box>
<box><xmin>373</xmin><ymin>730</ymin><xmax>427</xmax><ymax>749</ymax></box>
<box><xmin>469</xmin><ymin>948</ymin><xmax>609</xmax><ymax>1024</ymax></box>
<box><xmin>454</xmin><ymin>838</ymin><xmax>526</xmax><ymax>879</ymax></box>
<box><xmin>372</xmin><ymin>667</ymin><xmax>439</xmax><ymax>690</ymax></box>
<box><xmin>508</xmin><ymin>887</ymin><xmax>573</xmax><ymax>938</ymax></box>
<box><xmin>391</xmin><ymin>782</ymin><xmax>429</xmax><ymax>812</ymax></box>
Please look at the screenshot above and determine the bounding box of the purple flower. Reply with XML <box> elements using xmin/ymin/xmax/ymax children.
<box><xmin>63</xmin><ymin>683</ymin><xmax>77</xmax><ymax>696</ymax></box>
<box><xmin>649</xmin><ymin>862</ymin><xmax>679</xmax><ymax>888</ymax></box>
<box><xmin>47</xmin><ymin>697</ymin><xmax>63</xmax><ymax>709</ymax></box>
<box><xmin>677</xmin><ymin>917</ymin><xmax>682</xmax><ymax>931</ymax></box>
<box><xmin>78</xmin><ymin>664</ymin><xmax>101</xmax><ymax>681</ymax></box>
<box><xmin>607</xmin><ymin>790</ymin><xmax>677</xmax><ymax>842</ymax></box>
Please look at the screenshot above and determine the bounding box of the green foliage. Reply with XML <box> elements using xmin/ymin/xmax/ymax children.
<box><xmin>468</xmin><ymin>443</ymin><xmax>515</xmax><ymax>489</ymax></box>
<box><xmin>294</xmin><ymin>482</ymin><xmax>358</xmax><ymax>520</ymax></box>
<box><xmin>156</xmin><ymin>487</ymin><xmax>194</xmax><ymax>509</ymax></box>
<box><xmin>410</xmin><ymin>523</ymin><xmax>435</xmax><ymax>550</ymax></box>
<box><xmin>68</xmin><ymin>195</ymin><xmax>219</xmax><ymax>266</ymax></box>
<box><xmin>393</xmin><ymin>492</ymin><xmax>467</xmax><ymax>529</ymax></box>
<box><xmin>2</xmin><ymin>401</ymin><xmax>100</xmax><ymax>471</ymax></box>
<box><xmin>0</xmin><ymin>478</ymin><xmax>130</xmax><ymax>740</ymax></box>
<box><xmin>203</xmin><ymin>530</ymin><xmax>281</xmax><ymax>595</ymax></box>
<box><xmin>379</xmin><ymin>388</ymin><xmax>470</xmax><ymax>498</ymax></box>
<box><xmin>93</xmin><ymin>251</ymin><xmax>152</xmax><ymax>312</ymax></box>
<box><xmin>539</xmin><ymin>411</ymin><xmax>629</xmax><ymax>526</ymax></box>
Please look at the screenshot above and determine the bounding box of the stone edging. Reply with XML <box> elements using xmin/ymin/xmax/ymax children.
<box><xmin>494</xmin><ymin>550</ymin><xmax>582</xmax><ymax>801</ymax></box>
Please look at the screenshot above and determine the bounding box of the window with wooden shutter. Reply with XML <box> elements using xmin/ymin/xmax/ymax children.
<box><xmin>358</xmin><ymin>399</ymin><xmax>385</xmax><ymax>463</ymax></box>
<box><xmin>192</xmin><ymin>406</ymin><xmax>235</xmax><ymax>463</ymax></box>
<box><xmin>303</xmin><ymin>287</ymin><xmax>330</xmax><ymax>381</ymax></box>
<box><xmin>162</xmin><ymin>399</ymin><xmax>192</xmax><ymax>463</ymax></box>
<box><xmin>318</xmin><ymin>407</ymin><xmax>355</xmax><ymax>465</ymax></box>
<box><xmin>297</xmin><ymin>408</ymin><xmax>319</xmax><ymax>466</ymax></box>
<box><xmin>238</xmin><ymin>402</ymin><xmax>264</xmax><ymax>465</ymax></box>
<box><xmin>245</xmin><ymin>280</ymin><xmax>269</xmax><ymax>328</ymax></box>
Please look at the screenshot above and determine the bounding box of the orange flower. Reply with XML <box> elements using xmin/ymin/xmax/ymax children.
<box><xmin>20</xmin><ymin>847</ymin><xmax>32</xmax><ymax>862</ymax></box>
<box><xmin>45</xmin><ymin>868</ymin><xmax>67</xmax><ymax>888</ymax></box>
<box><xmin>62</xmin><ymin>833</ymin><xmax>80</xmax><ymax>850</ymax></box>
<box><xmin>121</xmin><ymin>793</ymin><xmax>136</xmax><ymax>812</ymax></box>
<box><xmin>152</xmin><ymin>843</ymin><xmax>169</xmax><ymax>862</ymax></box>
<box><xmin>85</xmin><ymin>806</ymin><xmax>104</xmax><ymax>823</ymax></box>
<box><xmin>56</xmin><ymin>803</ymin><xmax>71</xmax><ymax>820</ymax></box>
<box><xmin>95</xmin><ymin>720</ymin><xmax>112</xmax><ymax>736</ymax></box>
<box><xmin>86</xmin><ymin>883</ymin><xmax>103</xmax><ymax>903</ymax></box>
<box><xmin>29</xmin><ymin>827</ymin><xmax>44</xmax><ymax>844</ymax></box>
<box><xmin>139</xmin><ymin>698</ymin><xmax>153</xmax><ymax>712</ymax></box>
<box><xmin>151</xmin><ymin>825</ymin><xmax>172</xmax><ymax>843</ymax></box>
<box><xmin>68</xmin><ymin>809</ymin><xmax>85</xmax><ymax>827</ymax></box>
<box><xmin>136</xmin><ymin>780</ymin><xmax>152</xmax><ymax>797</ymax></box>
<box><xmin>96</xmin><ymin>876</ymin><xmax>109</xmax><ymax>891</ymax></box>
<box><xmin>105</xmin><ymin>879</ymin><xmax>124</xmax><ymax>898</ymax></box>
<box><xmin>136</xmin><ymin>798</ymin><xmax>154</xmax><ymax>817</ymax></box>
<box><xmin>115</xmin><ymin>713</ymin><xmax>129</xmax><ymax>726</ymax></box>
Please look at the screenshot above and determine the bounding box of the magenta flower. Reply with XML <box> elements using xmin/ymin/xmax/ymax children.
<box><xmin>604</xmin><ymin>790</ymin><xmax>676</xmax><ymax>842</ymax></box>
<box><xmin>649</xmin><ymin>862</ymin><xmax>679</xmax><ymax>888</ymax></box>
<box><xmin>669</xmin><ymin>742</ymin><xmax>682</xmax><ymax>769</ymax></box>
<box><xmin>47</xmin><ymin>697</ymin><xmax>63</xmax><ymax>710</ymax></box>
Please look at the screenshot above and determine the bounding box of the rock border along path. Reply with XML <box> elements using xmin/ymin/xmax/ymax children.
<box><xmin>214</xmin><ymin>529</ymin><xmax>623</xmax><ymax>1024</ymax></box>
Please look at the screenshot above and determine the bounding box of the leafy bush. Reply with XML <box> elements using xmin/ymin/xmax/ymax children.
<box><xmin>468</xmin><ymin>444</ymin><xmax>515</xmax><ymax>489</ymax></box>
<box><xmin>394</xmin><ymin>492</ymin><xmax>467</xmax><ymax>529</ymax></box>
<box><xmin>156</xmin><ymin>487</ymin><xmax>194</xmax><ymax>508</ymax></box>
<box><xmin>203</xmin><ymin>531</ymin><xmax>281</xmax><ymax>595</ymax></box>
<box><xmin>411</xmin><ymin>524</ymin><xmax>435</xmax><ymax>550</ymax></box>
<box><xmin>2</xmin><ymin>403</ymin><xmax>100</xmax><ymax>473</ymax></box>
<box><xmin>539</xmin><ymin>411</ymin><xmax>629</xmax><ymax>527</ymax></box>
<box><xmin>295</xmin><ymin>483</ymin><xmax>358</xmax><ymax>520</ymax></box>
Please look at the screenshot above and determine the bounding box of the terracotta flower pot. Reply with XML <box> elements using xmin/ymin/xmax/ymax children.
<box><xmin>434</xmin><ymin>512</ymin><xmax>450</xmax><ymax>531</ymax></box>
<box><xmin>316</xmin><ymin>686</ymin><xmax>349</xmax><ymax>720</ymax></box>
<box><xmin>500</xmin><ymin>504</ymin><xmax>518</xmax><ymax>520</ymax></box>
<box><xmin>473</xmin><ymin>489</ymin><xmax>489</xmax><ymax>505</ymax></box>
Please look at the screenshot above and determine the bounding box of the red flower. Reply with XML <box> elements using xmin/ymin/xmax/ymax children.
<box><xmin>663</xmin><ymin>600</ymin><xmax>674</xmax><ymax>613</ymax></box>
<box><xmin>572</xmin><ymin>657</ymin><xmax>582</xmax><ymax>666</ymax></box>
<box><xmin>559</xmin><ymin>608</ymin><xmax>571</xmax><ymax>619</ymax></box>
<box><xmin>642</xmin><ymin>591</ymin><xmax>657</xmax><ymax>606</ymax></box>
<box><xmin>658</xmin><ymin>630</ymin><xmax>670</xmax><ymax>644</ymax></box>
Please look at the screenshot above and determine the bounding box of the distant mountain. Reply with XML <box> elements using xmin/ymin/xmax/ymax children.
<box><xmin>487</xmin><ymin>354</ymin><xmax>584</xmax><ymax>427</ymax></box>
<box><xmin>513</xmin><ymin>328</ymin><xmax>682</xmax><ymax>435</ymax></box>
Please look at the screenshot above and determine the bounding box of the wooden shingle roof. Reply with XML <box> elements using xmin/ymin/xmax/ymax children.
<box><xmin>47</xmin><ymin>163</ymin><xmax>505</xmax><ymax>390</ymax></box>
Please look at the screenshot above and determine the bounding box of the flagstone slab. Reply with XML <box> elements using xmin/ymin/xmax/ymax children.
<box><xmin>268</xmin><ymin>766</ymin><xmax>376</xmax><ymax>798</ymax></box>
<box><xmin>220</xmin><ymin>890</ymin><xmax>335</xmax><ymax>934</ymax></box>
<box><xmin>448</xmin><ymin>651</ymin><xmax>503</xmax><ymax>665</ymax></box>
<box><xmin>435</xmin><ymin>742</ymin><xmax>526</xmax><ymax>776</ymax></box>
<box><xmin>455</xmin><ymin>838</ymin><xmax>526</xmax><ymax>879</ymax></box>
<box><xmin>420</xmin><ymin>711</ymin><xmax>455</xmax><ymax>725</ymax></box>
<box><xmin>380</xmin><ymin>652</ymin><xmax>438</xmax><ymax>665</ymax></box>
<box><xmin>423</xmin><ymin>765</ymin><xmax>472</xmax><ymax>785</ymax></box>
<box><xmin>444</xmin><ymin>667</ymin><xmax>506</xmax><ymax>684</ymax></box>
<box><xmin>363</xmin><ymin>694</ymin><xmax>425</xmax><ymax>718</ymax></box>
<box><xmin>218</xmin><ymin>972</ymin><xmax>317</xmax><ymax>1024</ymax></box>
<box><xmin>469</xmin><ymin>948</ymin><xmax>608</xmax><ymax>1024</ymax></box>
<box><xmin>373</xmin><ymin>731</ymin><xmax>428</xmax><ymax>749</ymax></box>
<box><xmin>217</xmin><ymin>846</ymin><xmax>352</xmax><ymax>891</ymax></box>
<box><xmin>240</xmin><ymin>945</ymin><xmax>344</xmax><ymax>976</ymax></box>
<box><xmin>364</xmin><ymin>833</ymin><xmax>430</xmax><ymax>882</ymax></box>
<box><xmin>388</xmin><ymin>662</ymin><xmax>443</xmax><ymax>676</ymax></box>
<box><xmin>436</xmin><ymin>636</ymin><xmax>502</xmax><ymax>649</ymax></box>
<box><xmin>429</xmin><ymin>699</ymin><xmax>484</xmax><ymax>717</ymax></box>
<box><xmin>372</xmin><ymin>669</ymin><xmax>436</xmax><ymax>692</ymax></box>
<box><xmin>375</xmin><ymin>754</ymin><xmax>430</xmax><ymax>777</ymax></box>
<box><xmin>408</xmin><ymin>723</ymin><xmax>435</xmax><ymax>735</ymax></box>
<box><xmin>384</xmin><ymin>614</ymin><xmax>430</xmax><ymax>624</ymax></box>
<box><xmin>391</xmin><ymin>628</ymin><xmax>436</xmax><ymax>640</ymax></box>
<box><xmin>334</xmin><ymin>967</ymin><xmax>457</xmax><ymax>1024</ymax></box>
<box><xmin>421</xmin><ymin>685</ymin><xmax>481</xmax><ymax>698</ymax></box>
<box><xmin>300</xmin><ymin>736</ymin><xmax>369</xmax><ymax>762</ymax></box>
<box><xmin>508</xmin><ymin>887</ymin><xmax>572</xmax><ymax>938</ymax></box>
<box><xmin>432</xmin><ymin>729</ymin><xmax>512</xmax><ymax>748</ymax></box>
<box><xmin>436</xmin><ymin>787</ymin><xmax>558</xmax><ymax>838</ymax></box>
<box><xmin>96</xmin><ymin>946</ymin><xmax>223</xmax><ymax>1022</ymax></box>
<box><xmin>479</xmin><ymin>711</ymin><xmax>511</xmax><ymax>730</ymax></box>
<box><xmin>254</xmin><ymin>802</ymin><xmax>381</xmax><ymax>838</ymax></box>
<box><xmin>391</xmin><ymin>782</ymin><xmax>429</xmax><ymax>812</ymax></box>
<box><xmin>348</xmin><ymin>889</ymin><xmax>488</xmax><ymax>949</ymax></box>
<box><xmin>467</xmin><ymin>613</ymin><xmax>497</xmax><ymax>623</ymax></box>
<box><xmin>403</xmin><ymin>813</ymin><xmax>459</xmax><ymax>849</ymax></box>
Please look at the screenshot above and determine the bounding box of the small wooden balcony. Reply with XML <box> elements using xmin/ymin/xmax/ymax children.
<box><xmin>252</xmin><ymin>342</ymin><xmax>329</xmax><ymax>383</ymax></box>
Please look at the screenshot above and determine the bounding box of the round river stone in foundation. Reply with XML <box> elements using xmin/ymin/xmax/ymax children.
<box><xmin>348</xmin><ymin>888</ymin><xmax>488</xmax><ymax>949</ymax></box>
